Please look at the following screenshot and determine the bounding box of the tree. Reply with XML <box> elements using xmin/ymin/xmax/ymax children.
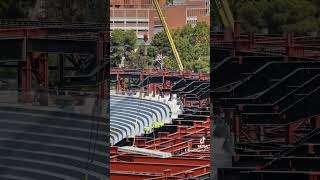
<box><xmin>149</xmin><ymin>22</ymin><xmax>210</xmax><ymax>72</ymax></box>
<box><xmin>47</xmin><ymin>0</ymin><xmax>93</xmax><ymax>22</ymax></box>
<box><xmin>0</xmin><ymin>0</ymin><xmax>98</xmax><ymax>22</ymax></box>
<box><xmin>213</xmin><ymin>0</ymin><xmax>320</xmax><ymax>35</ymax></box>
<box><xmin>263</xmin><ymin>0</ymin><xmax>318</xmax><ymax>34</ymax></box>
<box><xmin>236</xmin><ymin>1</ymin><xmax>266</xmax><ymax>33</ymax></box>
<box><xmin>110</xmin><ymin>29</ymin><xmax>138</xmax><ymax>67</ymax></box>
<box><xmin>0</xmin><ymin>0</ymin><xmax>33</xmax><ymax>18</ymax></box>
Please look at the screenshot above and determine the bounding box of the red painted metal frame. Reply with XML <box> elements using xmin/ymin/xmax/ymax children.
<box><xmin>111</xmin><ymin>69</ymin><xmax>209</xmax><ymax>95</ymax></box>
<box><xmin>0</xmin><ymin>26</ymin><xmax>108</xmax><ymax>98</ymax></box>
<box><xmin>212</xmin><ymin>23</ymin><xmax>320</xmax><ymax>58</ymax></box>
<box><xmin>111</xmin><ymin>118</ymin><xmax>210</xmax><ymax>179</ymax></box>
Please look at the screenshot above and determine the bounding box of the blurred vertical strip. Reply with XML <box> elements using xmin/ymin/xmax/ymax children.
<box><xmin>97</xmin><ymin>0</ymin><xmax>107</xmax><ymax>23</ymax></box>
<box><xmin>210</xmin><ymin>0</ymin><xmax>214</xmax><ymax>179</ymax></box>
<box><xmin>104</xmin><ymin>0</ymin><xmax>110</xmax><ymax>179</ymax></box>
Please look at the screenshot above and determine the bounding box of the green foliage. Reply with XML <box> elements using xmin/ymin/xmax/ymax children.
<box><xmin>213</xmin><ymin>0</ymin><xmax>320</xmax><ymax>35</ymax></box>
<box><xmin>0</xmin><ymin>0</ymin><xmax>100</xmax><ymax>22</ymax></box>
<box><xmin>110</xmin><ymin>29</ymin><xmax>138</xmax><ymax>68</ymax></box>
<box><xmin>150</xmin><ymin>22</ymin><xmax>210</xmax><ymax>72</ymax></box>
<box><xmin>262</xmin><ymin>0</ymin><xmax>318</xmax><ymax>34</ymax></box>
<box><xmin>47</xmin><ymin>0</ymin><xmax>101</xmax><ymax>22</ymax></box>
<box><xmin>144</xmin><ymin>121</ymin><xmax>166</xmax><ymax>134</ymax></box>
<box><xmin>0</xmin><ymin>0</ymin><xmax>34</xmax><ymax>18</ymax></box>
<box><xmin>110</xmin><ymin>23</ymin><xmax>210</xmax><ymax>72</ymax></box>
<box><xmin>43</xmin><ymin>0</ymin><xmax>75</xmax><ymax>22</ymax></box>
<box><xmin>236</xmin><ymin>1</ymin><xmax>266</xmax><ymax>32</ymax></box>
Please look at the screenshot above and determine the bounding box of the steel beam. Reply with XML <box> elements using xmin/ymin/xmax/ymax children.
<box><xmin>110</xmin><ymin>161</ymin><xmax>199</xmax><ymax>174</ymax></box>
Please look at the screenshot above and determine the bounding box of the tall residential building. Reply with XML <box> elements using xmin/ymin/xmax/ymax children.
<box><xmin>110</xmin><ymin>0</ymin><xmax>210</xmax><ymax>40</ymax></box>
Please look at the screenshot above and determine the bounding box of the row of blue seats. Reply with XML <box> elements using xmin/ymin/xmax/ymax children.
<box><xmin>110</xmin><ymin>95</ymin><xmax>171</xmax><ymax>145</ymax></box>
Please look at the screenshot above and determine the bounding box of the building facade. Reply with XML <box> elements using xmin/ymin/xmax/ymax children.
<box><xmin>110</xmin><ymin>0</ymin><xmax>210</xmax><ymax>40</ymax></box>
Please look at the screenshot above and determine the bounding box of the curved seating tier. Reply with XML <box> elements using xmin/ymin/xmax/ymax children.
<box><xmin>0</xmin><ymin>106</ymin><xmax>108</xmax><ymax>180</ymax></box>
<box><xmin>110</xmin><ymin>95</ymin><xmax>173</xmax><ymax>145</ymax></box>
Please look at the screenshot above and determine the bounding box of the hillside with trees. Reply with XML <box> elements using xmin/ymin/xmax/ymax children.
<box><xmin>0</xmin><ymin>0</ymin><xmax>33</xmax><ymax>18</ymax></box>
<box><xmin>214</xmin><ymin>0</ymin><xmax>320</xmax><ymax>35</ymax></box>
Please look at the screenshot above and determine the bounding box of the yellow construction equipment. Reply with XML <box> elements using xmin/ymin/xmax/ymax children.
<box><xmin>152</xmin><ymin>0</ymin><xmax>184</xmax><ymax>71</ymax></box>
<box><xmin>151</xmin><ymin>0</ymin><xmax>234</xmax><ymax>71</ymax></box>
<box><xmin>214</xmin><ymin>0</ymin><xmax>235</xmax><ymax>30</ymax></box>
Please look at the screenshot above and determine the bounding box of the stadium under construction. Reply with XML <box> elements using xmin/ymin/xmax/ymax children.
<box><xmin>110</xmin><ymin>1</ymin><xmax>320</xmax><ymax>178</ymax></box>
<box><xmin>0</xmin><ymin>1</ymin><xmax>319</xmax><ymax>180</ymax></box>
<box><xmin>110</xmin><ymin>69</ymin><xmax>210</xmax><ymax>179</ymax></box>
<box><xmin>212</xmin><ymin>22</ymin><xmax>320</xmax><ymax>180</ymax></box>
<box><xmin>110</xmin><ymin>22</ymin><xmax>320</xmax><ymax>180</ymax></box>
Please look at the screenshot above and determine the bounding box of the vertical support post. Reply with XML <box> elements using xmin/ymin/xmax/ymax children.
<box><xmin>123</xmin><ymin>78</ymin><xmax>126</xmax><ymax>92</ymax></box>
<box><xmin>39</xmin><ymin>53</ymin><xmax>49</xmax><ymax>105</ymax></box>
<box><xmin>96</xmin><ymin>33</ymin><xmax>106</xmax><ymax>99</ymax></box>
<box><xmin>287</xmin><ymin>123</ymin><xmax>295</xmax><ymax>144</ymax></box>
<box><xmin>39</xmin><ymin>54</ymin><xmax>49</xmax><ymax>89</ymax></box>
<box><xmin>248</xmin><ymin>32</ymin><xmax>255</xmax><ymax>51</ymax></box>
<box><xmin>21</xmin><ymin>32</ymin><xmax>32</xmax><ymax>103</ymax></box>
<box><xmin>153</xmin><ymin>83</ymin><xmax>156</xmax><ymax>96</ymax></box>
<box><xmin>234</xmin><ymin>21</ymin><xmax>241</xmax><ymax>40</ymax></box>
<box><xmin>162</xmin><ymin>71</ymin><xmax>167</xmax><ymax>89</ymax></box>
<box><xmin>223</xmin><ymin>28</ymin><xmax>233</xmax><ymax>41</ymax></box>
<box><xmin>19</xmin><ymin>30</ymin><xmax>32</xmax><ymax>102</ymax></box>
<box><xmin>140</xmin><ymin>72</ymin><xmax>144</xmax><ymax>94</ymax></box>
<box><xmin>233</xmin><ymin>21</ymin><xmax>241</xmax><ymax>55</ymax></box>
<box><xmin>286</xmin><ymin>32</ymin><xmax>292</xmax><ymax>57</ymax></box>
<box><xmin>44</xmin><ymin>54</ymin><xmax>48</xmax><ymax>88</ymax></box>
<box><xmin>286</xmin><ymin>121</ymin><xmax>303</xmax><ymax>144</ymax></box>
<box><xmin>116</xmin><ymin>76</ymin><xmax>120</xmax><ymax>94</ymax></box>
<box><xmin>308</xmin><ymin>144</ymin><xmax>315</xmax><ymax>155</ymax></box>
<box><xmin>148</xmin><ymin>83</ymin><xmax>152</xmax><ymax>95</ymax></box>
<box><xmin>58</xmin><ymin>54</ymin><xmax>64</xmax><ymax>86</ymax></box>
<box><xmin>17</xmin><ymin>62</ymin><xmax>22</xmax><ymax>92</ymax></box>
<box><xmin>286</xmin><ymin>33</ymin><xmax>304</xmax><ymax>57</ymax></box>
<box><xmin>312</xmin><ymin>116</ymin><xmax>320</xmax><ymax>129</ymax></box>
<box><xmin>24</xmin><ymin>53</ymin><xmax>32</xmax><ymax>94</ymax></box>
<box><xmin>259</xmin><ymin>126</ymin><xmax>264</xmax><ymax>142</ymax></box>
<box><xmin>286</xmin><ymin>33</ymin><xmax>294</xmax><ymax>47</ymax></box>
<box><xmin>227</xmin><ymin>110</ymin><xmax>234</xmax><ymax>127</ymax></box>
<box><xmin>234</xmin><ymin>114</ymin><xmax>240</xmax><ymax>143</ymax></box>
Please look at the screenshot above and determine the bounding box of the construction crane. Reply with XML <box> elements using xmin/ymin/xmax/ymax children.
<box><xmin>152</xmin><ymin>0</ymin><xmax>184</xmax><ymax>72</ymax></box>
<box><xmin>214</xmin><ymin>0</ymin><xmax>235</xmax><ymax>30</ymax></box>
<box><xmin>152</xmin><ymin>0</ymin><xmax>234</xmax><ymax>71</ymax></box>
